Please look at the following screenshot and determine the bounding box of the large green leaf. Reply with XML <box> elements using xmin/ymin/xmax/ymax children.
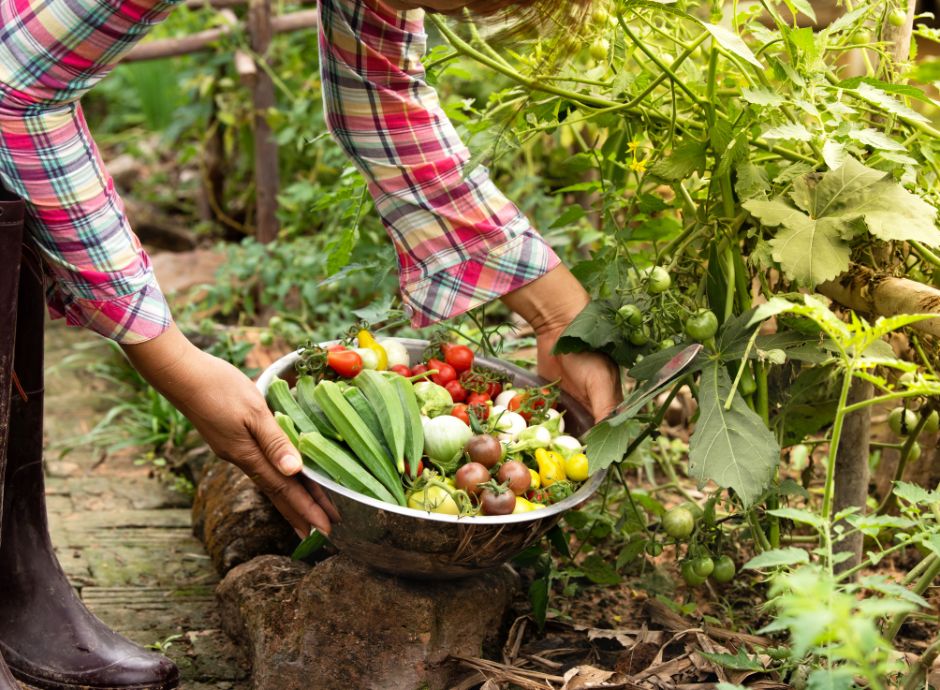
<box><xmin>554</xmin><ymin>300</ymin><xmax>618</xmax><ymax>354</ymax></box>
<box><xmin>584</xmin><ymin>419</ymin><xmax>642</xmax><ymax>474</ymax></box>
<box><xmin>688</xmin><ymin>363</ymin><xmax>780</xmax><ymax>506</ymax></box>
<box><xmin>744</xmin><ymin>157</ymin><xmax>940</xmax><ymax>287</ymax></box>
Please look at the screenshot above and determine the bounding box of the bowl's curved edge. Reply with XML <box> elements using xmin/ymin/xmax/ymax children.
<box><xmin>257</xmin><ymin>343</ymin><xmax>608</xmax><ymax>526</ymax></box>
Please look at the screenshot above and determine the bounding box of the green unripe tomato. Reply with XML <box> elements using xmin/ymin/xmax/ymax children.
<box><xmin>889</xmin><ymin>407</ymin><xmax>919</xmax><ymax>436</ymax></box>
<box><xmin>685</xmin><ymin>309</ymin><xmax>719</xmax><ymax>342</ymax></box>
<box><xmin>617</xmin><ymin>303</ymin><xmax>643</xmax><ymax>327</ymax></box>
<box><xmin>629</xmin><ymin>327</ymin><xmax>650</xmax><ymax>347</ymax></box>
<box><xmin>923</xmin><ymin>410</ymin><xmax>939</xmax><ymax>434</ymax></box>
<box><xmin>645</xmin><ymin>266</ymin><xmax>672</xmax><ymax>294</ymax></box>
<box><xmin>691</xmin><ymin>556</ymin><xmax>714</xmax><ymax>578</ymax></box>
<box><xmin>259</xmin><ymin>331</ymin><xmax>274</xmax><ymax>347</ymax></box>
<box><xmin>680</xmin><ymin>501</ymin><xmax>704</xmax><ymax>521</ymax></box>
<box><xmin>851</xmin><ymin>28</ymin><xmax>872</xmax><ymax>43</ymax></box>
<box><xmin>268</xmin><ymin>315</ymin><xmax>284</xmax><ymax>330</ymax></box>
<box><xmin>659</xmin><ymin>338</ymin><xmax>676</xmax><ymax>350</ymax></box>
<box><xmin>589</xmin><ymin>38</ymin><xmax>610</xmax><ymax>61</ymax></box>
<box><xmin>591</xmin><ymin>5</ymin><xmax>610</xmax><ymax>26</ymax></box>
<box><xmin>645</xmin><ymin>540</ymin><xmax>663</xmax><ymax>557</ymax></box>
<box><xmin>887</xmin><ymin>8</ymin><xmax>907</xmax><ymax>27</ymax></box>
<box><xmin>662</xmin><ymin>506</ymin><xmax>696</xmax><ymax>540</ymax></box>
<box><xmin>907</xmin><ymin>441</ymin><xmax>922</xmax><ymax>462</ymax></box>
<box><xmin>680</xmin><ymin>560</ymin><xmax>707</xmax><ymax>586</ymax></box>
<box><xmin>710</xmin><ymin>555</ymin><xmax>736</xmax><ymax>583</ymax></box>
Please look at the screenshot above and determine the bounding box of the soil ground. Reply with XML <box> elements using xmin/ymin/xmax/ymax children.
<box><xmin>28</xmin><ymin>320</ymin><xmax>249</xmax><ymax>689</ymax></box>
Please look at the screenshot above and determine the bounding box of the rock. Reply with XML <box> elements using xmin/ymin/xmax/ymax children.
<box><xmin>217</xmin><ymin>554</ymin><xmax>518</xmax><ymax>690</ymax></box>
<box><xmin>192</xmin><ymin>460</ymin><xmax>296</xmax><ymax>576</ymax></box>
<box><xmin>150</xmin><ymin>247</ymin><xmax>225</xmax><ymax>294</ymax></box>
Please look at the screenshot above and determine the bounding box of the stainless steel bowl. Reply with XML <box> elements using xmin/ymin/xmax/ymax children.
<box><xmin>256</xmin><ymin>339</ymin><xmax>605</xmax><ymax>580</ymax></box>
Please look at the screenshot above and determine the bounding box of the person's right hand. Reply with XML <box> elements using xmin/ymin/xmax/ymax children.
<box><xmin>122</xmin><ymin>325</ymin><xmax>337</xmax><ymax>538</ymax></box>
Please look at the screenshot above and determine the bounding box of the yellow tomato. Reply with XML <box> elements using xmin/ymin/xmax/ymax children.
<box><xmin>528</xmin><ymin>468</ymin><xmax>540</xmax><ymax>490</ymax></box>
<box><xmin>357</xmin><ymin>329</ymin><xmax>388</xmax><ymax>370</ymax></box>
<box><xmin>564</xmin><ymin>453</ymin><xmax>589</xmax><ymax>482</ymax></box>
<box><xmin>513</xmin><ymin>496</ymin><xmax>538</xmax><ymax>514</ymax></box>
<box><xmin>407</xmin><ymin>485</ymin><xmax>459</xmax><ymax>515</ymax></box>
<box><xmin>535</xmin><ymin>448</ymin><xmax>566</xmax><ymax>487</ymax></box>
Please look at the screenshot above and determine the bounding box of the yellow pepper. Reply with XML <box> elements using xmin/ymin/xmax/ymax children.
<box><xmin>528</xmin><ymin>468</ymin><xmax>540</xmax><ymax>490</ymax></box>
<box><xmin>513</xmin><ymin>496</ymin><xmax>538</xmax><ymax>514</ymax></box>
<box><xmin>564</xmin><ymin>453</ymin><xmax>589</xmax><ymax>482</ymax></box>
<box><xmin>357</xmin><ymin>329</ymin><xmax>388</xmax><ymax>370</ymax></box>
<box><xmin>534</xmin><ymin>448</ymin><xmax>566</xmax><ymax>487</ymax></box>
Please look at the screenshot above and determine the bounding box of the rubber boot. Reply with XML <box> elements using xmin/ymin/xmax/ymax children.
<box><xmin>0</xmin><ymin>250</ymin><xmax>180</xmax><ymax>690</ymax></box>
<box><xmin>0</xmin><ymin>188</ymin><xmax>25</xmax><ymax>690</ymax></box>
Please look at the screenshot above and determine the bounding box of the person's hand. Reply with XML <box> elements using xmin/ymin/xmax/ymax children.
<box><xmin>535</xmin><ymin>328</ymin><xmax>621</xmax><ymax>422</ymax></box>
<box><xmin>501</xmin><ymin>265</ymin><xmax>622</xmax><ymax>422</ymax></box>
<box><xmin>122</xmin><ymin>326</ymin><xmax>338</xmax><ymax>538</ymax></box>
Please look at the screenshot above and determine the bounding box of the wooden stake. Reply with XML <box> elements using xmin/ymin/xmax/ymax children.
<box><xmin>248</xmin><ymin>0</ymin><xmax>280</xmax><ymax>243</ymax></box>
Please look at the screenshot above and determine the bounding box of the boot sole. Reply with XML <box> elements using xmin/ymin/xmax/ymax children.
<box><xmin>9</xmin><ymin>667</ymin><xmax>180</xmax><ymax>690</ymax></box>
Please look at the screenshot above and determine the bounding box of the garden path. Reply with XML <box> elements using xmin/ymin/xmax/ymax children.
<box><xmin>28</xmin><ymin>321</ymin><xmax>249</xmax><ymax>689</ymax></box>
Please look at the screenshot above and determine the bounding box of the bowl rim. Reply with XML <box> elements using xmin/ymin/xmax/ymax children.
<box><xmin>256</xmin><ymin>340</ymin><xmax>607</xmax><ymax>526</ymax></box>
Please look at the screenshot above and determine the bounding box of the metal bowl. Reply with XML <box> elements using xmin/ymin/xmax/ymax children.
<box><xmin>256</xmin><ymin>339</ymin><xmax>605</xmax><ymax>580</ymax></box>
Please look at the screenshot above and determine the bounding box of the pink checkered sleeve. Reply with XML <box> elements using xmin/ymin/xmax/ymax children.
<box><xmin>0</xmin><ymin>0</ymin><xmax>178</xmax><ymax>344</ymax></box>
<box><xmin>318</xmin><ymin>0</ymin><xmax>560</xmax><ymax>327</ymax></box>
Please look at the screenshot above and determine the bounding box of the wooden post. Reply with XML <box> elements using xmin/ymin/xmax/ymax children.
<box><xmin>833</xmin><ymin>380</ymin><xmax>873</xmax><ymax>575</ymax></box>
<box><xmin>247</xmin><ymin>0</ymin><xmax>280</xmax><ymax>244</ymax></box>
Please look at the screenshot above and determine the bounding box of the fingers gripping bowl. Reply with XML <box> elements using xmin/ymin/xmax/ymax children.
<box><xmin>256</xmin><ymin>339</ymin><xmax>606</xmax><ymax>580</ymax></box>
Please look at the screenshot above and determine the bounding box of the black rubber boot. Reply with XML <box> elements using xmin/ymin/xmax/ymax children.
<box><xmin>0</xmin><ymin>248</ymin><xmax>180</xmax><ymax>690</ymax></box>
<box><xmin>0</xmin><ymin>187</ymin><xmax>25</xmax><ymax>690</ymax></box>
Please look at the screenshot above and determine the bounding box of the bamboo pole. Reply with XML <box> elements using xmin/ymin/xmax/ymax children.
<box><xmin>819</xmin><ymin>266</ymin><xmax>940</xmax><ymax>337</ymax></box>
<box><xmin>123</xmin><ymin>10</ymin><xmax>317</xmax><ymax>63</ymax></box>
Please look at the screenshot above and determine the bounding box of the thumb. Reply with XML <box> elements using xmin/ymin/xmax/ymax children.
<box><xmin>252</xmin><ymin>410</ymin><xmax>303</xmax><ymax>476</ymax></box>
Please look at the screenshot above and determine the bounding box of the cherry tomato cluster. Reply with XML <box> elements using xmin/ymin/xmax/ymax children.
<box><xmin>647</xmin><ymin>501</ymin><xmax>738</xmax><ymax>588</ymax></box>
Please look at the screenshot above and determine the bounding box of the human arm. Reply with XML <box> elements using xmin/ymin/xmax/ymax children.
<box><xmin>0</xmin><ymin>0</ymin><xmax>333</xmax><ymax>534</ymax></box>
<box><xmin>318</xmin><ymin>0</ymin><xmax>620</xmax><ymax>418</ymax></box>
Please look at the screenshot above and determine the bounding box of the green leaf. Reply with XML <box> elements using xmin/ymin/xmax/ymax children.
<box><xmin>547</xmin><ymin>525</ymin><xmax>572</xmax><ymax>559</ymax></box>
<box><xmin>847</xmin><ymin>127</ymin><xmax>905</xmax><ymax>152</ymax></box>
<box><xmin>700</xmin><ymin>648</ymin><xmax>765</xmax><ymax>671</ymax></box>
<box><xmin>528</xmin><ymin>577</ymin><xmax>549</xmax><ymax>630</ymax></box>
<box><xmin>853</xmin><ymin>82</ymin><xmax>930</xmax><ymax>124</ymax></box>
<box><xmin>649</xmin><ymin>139</ymin><xmax>707</xmax><ymax>181</ymax></box>
<box><xmin>324</xmin><ymin>224</ymin><xmax>359</xmax><ymax>276</ymax></box>
<box><xmin>845</xmin><ymin>514</ymin><xmax>915</xmax><ymax>537</ymax></box>
<box><xmin>580</xmin><ymin>554</ymin><xmax>622</xmax><ymax>585</ymax></box>
<box><xmin>742</xmin><ymin>547</ymin><xmax>810</xmax><ymax>570</ymax></box>
<box><xmin>352</xmin><ymin>293</ymin><xmax>395</xmax><ymax>324</ymax></box>
<box><xmin>768</xmin><ymin>209</ymin><xmax>851</xmax><ymax>286</ymax></box>
<box><xmin>554</xmin><ymin>301</ymin><xmax>618</xmax><ymax>354</ymax></box>
<box><xmin>688</xmin><ymin>363</ymin><xmax>780</xmax><ymax>506</ymax></box>
<box><xmin>583</xmin><ymin>419</ymin><xmax>641</xmax><ymax>474</ymax></box>
<box><xmin>741</xmin><ymin>88</ymin><xmax>785</xmax><ymax>107</ymax></box>
<box><xmin>893</xmin><ymin>481</ymin><xmax>939</xmax><ymax>506</ymax></box>
<box><xmin>761</xmin><ymin>123</ymin><xmax>813</xmax><ymax>141</ymax></box>
<box><xmin>767</xmin><ymin>507</ymin><xmax>825</xmax><ymax>528</ymax></box>
<box><xmin>699</xmin><ymin>21</ymin><xmax>763</xmax><ymax>68</ymax></box>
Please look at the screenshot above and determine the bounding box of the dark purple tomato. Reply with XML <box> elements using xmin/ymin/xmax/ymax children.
<box><xmin>455</xmin><ymin>462</ymin><xmax>490</xmax><ymax>496</ymax></box>
<box><xmin>480</xmin><ymin>489</ymin><xmax>516</xmax><ymax>516</ymax></box>
<box><xmin>465</xmin><ymin>434</ymin><xmax>502</xmax><ymax>469</ymax></box>
<box><xmin>497</xmin><ymin>461</ymin><xmax>532</xmax><ymax>496</ymax></box>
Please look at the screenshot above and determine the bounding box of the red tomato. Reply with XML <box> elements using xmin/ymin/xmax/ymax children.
<box><xmin>442</xmin><ymin>344</ymin><xmax>474</xmax><ymax>373</ymax></box>
<box><xmin>389</xmin><ymin>364</ymin><xmax>412</xmax><ymax>377</ymax></box>
<box><xmin>404</xmin><ymin>459</ymin><xmax>424</xmax><ymax>476</ymax></box>
<box><xmin>411</xmin><ymin>363</ymin><xmax>430</xmax><ymax>380</ymax></box>
<box><xmin>445</xmin><ymin>380</ymin><xmax>467</xmax><ymax>403</ymax></box>
<box><xmin>428</xmin><ymin>358</ymin><xmax>457</xmax><ymax>386</ymax></box>
<box><xmin>327</xmin><ymin>343</ymin><xmax>346</xmax><ymax>352</ymax></box>
<box><xmin>466</xmin><ymin>392</ymin><xmax>490</xmax><ymax>406</ymax></box>
<box><xmin>327</xmin><ymin>350</ymin><xmax>363</xmax><ymax>378</ymax></box>
<box><xmin>468</xmin><ymin>402</ymin><xmax>490</xmax><ymax>421</ymax></box>
<box><xmin>450</xmin><ymin>403</ymin><xmax>470</xmax><ymax>425</ymax></box>
<box><xmin>486</xmin><ymin>381</ymin><xmax>503</xmax><ymax>399</ymax></box>
<box><xmin>508</xmin><ymin>394</ymin><xmax>532</xmax><ymax>423</ymax></box>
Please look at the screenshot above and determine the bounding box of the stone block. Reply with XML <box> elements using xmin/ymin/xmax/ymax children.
<box><xmin>191</xmin><ymin>460</ymin><xmax>295</xmax><ymax>577</ymax></box>
<box><xmin>217</xmin><ymin>554</ymin><xmax>517</xmax><ymax>690</ymax></box>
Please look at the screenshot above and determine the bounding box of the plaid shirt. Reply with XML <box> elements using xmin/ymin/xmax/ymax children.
<box><xmin>0</xmin><ymin>0</ymin><xmax>558</xmax><ymax>342</ymax></box>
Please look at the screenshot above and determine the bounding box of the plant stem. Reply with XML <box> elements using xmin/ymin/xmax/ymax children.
<box><xmin>876</xmin><ymin>413</ymin><xmax>929</xmax><ymax>515</ymax></box>
<box><xmin>886</xmin><ymin>555</ymin><xmax>940</xmax><ymax>642</ymax></box>
<box><xmin>901</xmin><ymin>634</ymin><xmax>940</xmax><ymax>690</ymax></box>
